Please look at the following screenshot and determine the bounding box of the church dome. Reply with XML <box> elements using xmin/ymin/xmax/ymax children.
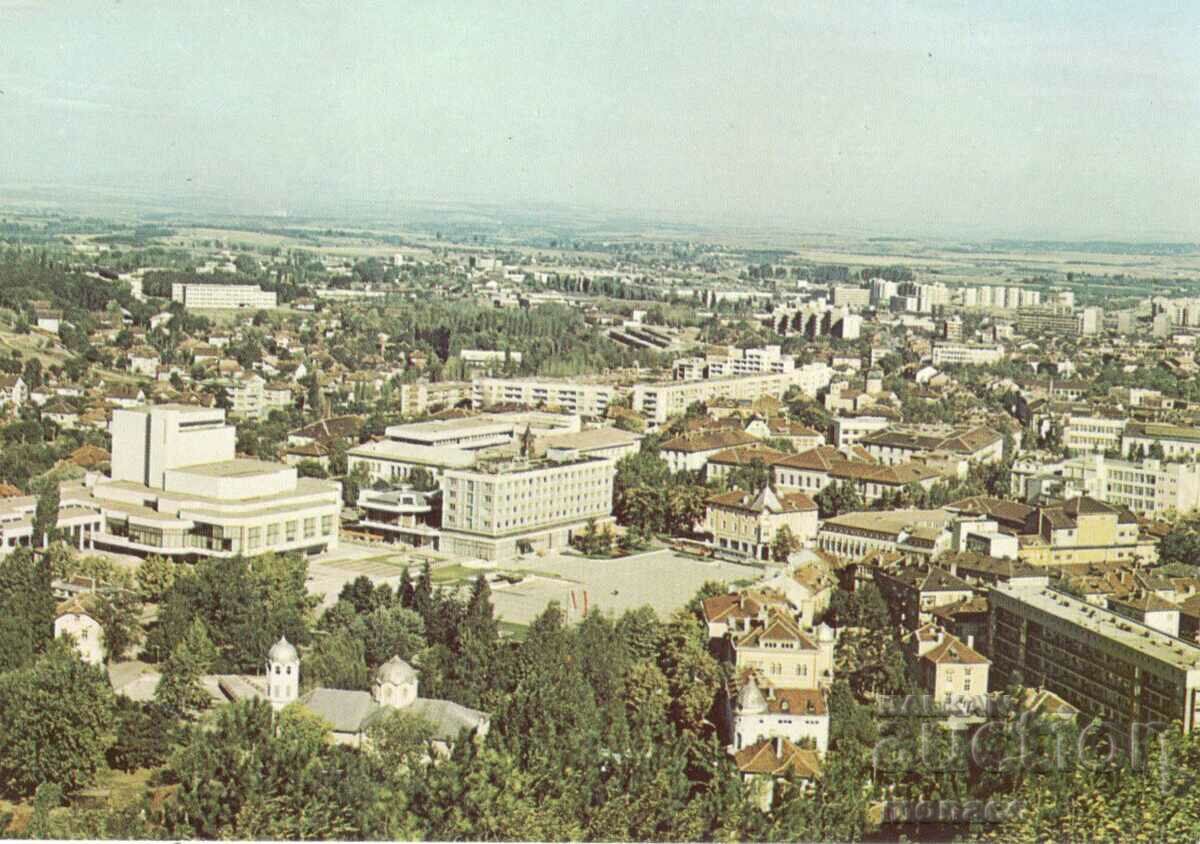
<box><xmin>375</xmin><ymin>655</ymin><xmax>417</xmax><ymax>686</ymax></box>
<box><xmin>268</xmin><ymin>636</ymin><xmax>298</xmax><ymax>663</ymax></box>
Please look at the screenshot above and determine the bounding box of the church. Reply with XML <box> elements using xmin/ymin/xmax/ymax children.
<box><xmin>220</xmin><ymin>637</ymin><xmax>490</xmax><ymax>750</ymax></box>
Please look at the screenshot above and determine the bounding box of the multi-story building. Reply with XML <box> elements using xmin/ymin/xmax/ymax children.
<box><xmin>732</xmin><ymin>614</ymin><xmax>835</xmax><ymax>691</ymax></box>
<box><xmin>472</xmin><ymin>377</ymin><xmax>614</xmax><ymax>418</ymax></box>
<box><xmin>1061</xmin><ymin>413</ymin><xmax>1128</xmax><ymax>454</ymax></box>
<box><xmin>396</xmin><ymin>381</ymin><xmax>473</xmax><ymax>417</ymax></box>
<box><xmin>1015</xmin><ymin>496</ymin><xmax>1155</xmax><ymax>566</ymax></box>
<box><xmin>705</xmin><ymin>486</ymin><xmax>818</xmax><ymax>561</ymax></box>
<box><xmin>634</xmin><ymin>366</ymin><xmax>833</xmax><ymax>425</ymax></box>
<box><xmin>930</xmin><ymin>342</ymin><xmax>1005</xmax><ymax>367</ymax></box>
<box><xmin>831</xmin><ymin>415</ymin><xmax>891</xmax><ymax>448</ymax></box>
<box><xmin>1013</xmin><ymin>453</ymin><xmax>1200</xmax><ymax>515</ymax></box>
<box><xmin>990</xmin><ymin>582</ymin><xmax>1200</xmax><ymax>741</ymax></box>
<box><xmin>730</xmin><ymin>678</ymin><xmax>829</xmax><ymax>755</ymax></box>
<box><xmin>672</xmin><ymin>345</ymin><xmax>796</xmax><ymax>380</ymax></box>
<box><xmin>910</xmin><ymin>629</ymin><xmax>990</xmax><ymax>705</ymax></box>
<box><xmin>874</xmin><ymin>564</ymin><xmax>976</xmax><ymax>630</ymax></box>
<box><xmin>771</xmin><ymin>446</ymin><xmax>941</xmax><ymax>504</ymax></box>
<box><xmin>170</xmin><ymin>283</ymin><xmax>277</xmax><ymax>310</ymax></box>
<box><xmin>1016</xmin><ymin>304</ymin><xmax>1081</xmax><ymax>336</ymax></box>
<box><xmin>816</xmin><ymin>509</ymin><xmax>954</xmax><ymax>560</ymax></box>
<box><xmin>89</xmin><ymin>404</ymin><xmax>340</xmax><ymax>558</ymax></box>
<box><xmin>860</xmin><ymin>425</ymin><xmax>1004</xmax><ymax>466</ymax></box>
<box><xmin>438</xmin><ymin>450</ymin><xmax>617</xmax><ymax>560</ymax></box>
<box><xmin>767</xmin><ymin>304</ymin><xmax>861</xmax><ymax>340</ymax></box>
<box><xmin>829</xmin><ymin>286</ymin><xmax>870</xmax><ymax>308</ymax></box>
<box><xmin>215</xmin><ymin>373</ymin><xmax>293</xmax><ymax>420</ymax></box>
<box><xmin>1122</xmin><ymin>422</ymin><xmax>1200</xmax><ymax>462</ymax></box>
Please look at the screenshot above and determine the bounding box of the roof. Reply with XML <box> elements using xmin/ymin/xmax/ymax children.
<box><xmin>534</xmin><ymin>427</ymin><xmax>641</xmax><ymax>454</ymax></box>
<box><xmin>921</xmin><ymin>633</ymin><xmax>990</xmax><ymax>666</ymax></box>
<box><xmin>69</xmin><ymin>444</ymin><xmax>111</xmax><ymax>468</ymax></box>
<box><xmin>299</xmin><ymin>688</ymin><xmax>380</xmax><ymax>734</ymax></box>
<box><xmin>733</xmin><ymin>739</ymin><xmax>823</xmax><ymax>779</ymax></box>
<box><xmin>289</xmin><ymin>415</ymin><xmax>364</xmax><ymax>444</ymax></box>
<box><xmin>702</xmin><ymin>590</ymin><xmax>790</xmax><ymax>625</ymax></box>
<box><xmin>406</xmin><ymin>698</ymin><xmax>490</xmax><ymax>741</ymax></box>
<box><xmin>884</xmin><ymin>565</ymin><xmax>975</xmax><ymax>593</ymax></box>
<box><xmin>661</xmin><ymin>430</ymin><xmax>758</xmax><ymax>454</ymax></box>
<box><xmin>706</xmin><ymin>444</ymin><xmax>790</xmax><ymax>468</ymax></box>
<box><xmin>55</xmin><ymin>594</ymin><xmax>99</xmax><ymax>618</ymax></box>
<box><xmin>860</xmin><ymin>425</ymin><xmax>1002</xmax><ymax>455</ymax></box>
<box><xmin>947</xmin><ymin>496</ymin><xmax>1036</xmax><ymax>530</ymax></box>
<box><xmin>736</xmin><ymin>613</ymin><xmax>818</xmax><ymax>650</ymax></box>
<box><xmin>706</xmin><ymin>485</ymin><xmax>816</xmax><ymax>515</ymax></box>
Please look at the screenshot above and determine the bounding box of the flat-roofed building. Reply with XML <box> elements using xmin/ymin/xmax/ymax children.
<box><xmin>633</xmin><ymin>365</ymin><xmax>833</xmax><ymax>425</ymax></box>
<box><xmin>396</xmin><ymin>381</ymin><xmax>472</xmax><ymax>417</ymax></box>
<box><xmin>472</xmin><ymin>377</ymin><xmax>614</xmax><ymax>418</ymax></box>
<box><xmin>92</xmin><ymin>405</ymin><xmax>340</xmax><ymax>558</ymax></box>
<box><xmin>385</xmin><ymin>417</ymin><xmax>517</xmax><ymax>451</ymax></box>
<box><xmin>347</xmin><ymin>440</ymin><xmax>477</xmax><ymax>485</ymax></box>
<box><xmin>1015</xmin><ymin>495</ymin><xmax>1156</xmax><ymax>567</ymax></box>
<box><xmin>171</xmin><ymin>283</ymin><xmax>277</xmax><ymax>310</ymax></box>
<box><xmin>817</xmin><ymin>508</ymin><xmax>954</xmax><ymax>560</ymax></box>
<box><xmin>438</xmin><ymin>452</ymin><xmax>617</xmax><ymax>561</ymax></box>
<box><xmin>831</xmin><ymin>415</ymin><xmax>890</xmax><ymax>448</ymax></box>
<box><xmin>990</xmin><ymin>582</ymin><xmax>1200</xmax><ymax>741</ymax></box>
<box><xmin>1123</xmin><ymin>422</ymin><xmax>1200</xmax><ymax>462</ymax></box>
<box><xmin>1014</xmin><ymin>453</ymin><xmax>1200</xmax><ymax>516</ymax></box>
<box><xmin>930</xmin><ymin>342</ymin><xmax>1005</xmax><ymax>367</ymax></box>
<box><xmin>1063</xmin><ymin>413</ymin><xmax>1128</xmax><ymax>454</ymax></box>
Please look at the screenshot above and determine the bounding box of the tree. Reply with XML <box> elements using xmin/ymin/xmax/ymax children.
<box><xmin>136</xmin><ymin>554</ymin><xmax>177</xmax><ymax>602</ymax></box>
<box><xmin>771</xmin><ymin>524</ymin><xmax>801</xmax><ymax>562</ymax></box>
<box><xmin>727</xmin><ymin>458</ymin><xmax>771</xmax><ymax>492</ymax></box>
<box><xmin>0</xmin><ymin>643</ymin><xmax>116</xmax><ymax>797</ymax></box>
<box><xmin>408</xmin><ymin>466</ymin><xmax>438</xmax><ymax>492</ymax></box>
<box><xmin>1159</xmin><ymin>519</ymin><xmax>1200</xmax><ymax>569</ymax></box>
<box><xmin>32</xmin><ymin>477</ymin><xmax>60</xmax><ymax>547</ymax></box>
<box><xmin>93</xmin><ymin>587</ymin><xmax>142</xmax><ymax>661</ymax></box>
<box><xmin>155</xmin><ymin>618</ymin><xmax>218</xmax><ymax>720</ymax></box>
<box><xmin>108</xmin><ymin>699</ymin><xmax>173</xmax><ymax>772</ymax></box>
<box><xmin>815</xmin><ymin>479</ymin><xmax>863</xmax><ymax>518</ymax></box>
<box><xmin>0</xmin><ymin>547</ymin><xmax>55</xmax><ymax>673</ymax></box>
<box><xmin>296</xmin><ymin>459</ymin><xmax>328</xmax><ymax>479</ymax></box>
<box><xmin>360</xmin><ymin>604</ymin><xmax>426</xmax><ymax>668</ymax></box>
<box><xmin>304</xmin><ymin>629</ymin><xmax>370</xmax><ymax>690</ymax></box>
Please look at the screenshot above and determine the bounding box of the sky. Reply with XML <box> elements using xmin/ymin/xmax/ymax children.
<box><xmin>1</xmin><ymin>1</ymin><xmax>1198</xmax><ymax>239</ymax></box>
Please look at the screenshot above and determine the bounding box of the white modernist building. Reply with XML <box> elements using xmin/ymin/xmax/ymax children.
<box><xmin>90</xmin><ymin>404</ymin><xmax>341</xmax><ymax>558</ymax></box>
<box><xmin>633</xmin><ymin>365</ymin><xmax>834</xmax><ymax>425</ymax></box>
<box><xmin>171</xmin><ymin>283</ymin><xmax>277</xmax><ymax>310</ymax></box>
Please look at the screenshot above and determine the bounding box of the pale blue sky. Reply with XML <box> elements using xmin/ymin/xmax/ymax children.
<box><xmin>2</xmin><ymin>1</ymin><xmax>1197</xmax><ymax>238</ymax></box>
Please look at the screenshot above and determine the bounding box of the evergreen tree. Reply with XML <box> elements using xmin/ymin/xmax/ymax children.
<box><xmin>155</xmin><ymin>618</ymin><xmax>218</xmax><ymax>720</ymax></box>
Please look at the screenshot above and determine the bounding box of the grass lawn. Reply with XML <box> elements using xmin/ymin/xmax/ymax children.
<box><xmin>498</xmin><ymin>621</ymin><xmax>529</xmax><ymax>642</ymax></box>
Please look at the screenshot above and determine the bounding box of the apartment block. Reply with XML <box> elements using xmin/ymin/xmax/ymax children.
<box><xmin>171</xmin><ymin>283</ymin><xmax>277</xmax><ymax>310</ymax></box>
<box><xmin>930</xmin><ymin>342</ymin><xmax>1005</xmax><ymax>367</ymax></box>
<box><xmin>472</xmin><ymin>377</ymin><xmax>614</xmax><ymax>418</ymax></box>
<box><xmin>634</xmin><ymin>365</ymin><xmax>833</xmax><ymax>425</ymax></box>
<box><xmin>990</xmin><ymin>583</ymin><xmax>1200</xmax><ymax>739</ymax></box>
<box><xmin>673</xmin><ymin>345</ymin><xmax>795</xmax><ymax>380</ymax></box>
<box><xmin>396</xmin><ymin>381</ymin><xmax>472</xmax><ymax>417</ymax></box>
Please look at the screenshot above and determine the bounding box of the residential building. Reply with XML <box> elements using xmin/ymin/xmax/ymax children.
<box><xmin>772</xmin><ymin>446</ymin><xmax>941</xmax><ymax>504</ymax></box>
<box><xmin>54</xmin><ymin>596</ymin><xmax>105</xmax><ymax>665</ymax></box>
<box><xmin>633</xmin><ymin>365</ymin><xmax>834</xmax><ymax>425</ymax></box>
<box><xmin>831</xmin><ymin>415</ymin><xmax>891</xmax><ymax>448</ymax></box>
<box><xmin>990</xmin><ymin>582</ymin><xmax>1200</xmax><ymax>741</ymax></box>
<box><xmin>730</xmin><ymin>676</ymin><xmax>829</xmax><ymax>755</ymax></box>
<box><xmin>1016</xmin><ymin>304</ymin><xmax>1082</xmax><ymax>336</ymax></box>
<box><xmin>911</xmin><ymin>629</ymin><xmax>990</xmax><ymax>705</ymax></box>
<box><xmin>661</xmin><ymin>430</ymin><xmax>760</xmax><ymax>473</ymax></box>
<box><xmin>732</xmin><ymin>614</ymin><xmax>835</xmax><ymax>690</ymax></box>
<box><xmin>396</xmin><ymin>381</ymin><xmax>473</xmax><ymax>417</ymax></box>
<box><xmin>874</xmin><ymin>565</ymin><xmax>976</xmax><ymax>630</ymax></box>
<box><xmin>171</xmin><ymin>283</ymin><xmax>277</xmax><ymax>310</ymax></box>
<box><xmin>0</xmin><ymin>375</ymin><xmax>27</xmax><ymax>410</ymax></box>
<box><xmin>1015</xmin><ymin>496</ymin><xmax>1155</xmax><ymax>567</ymax></box>
<box><xmin>472</xmin><ymin>377</ymin><xmax>615</xmax><ymax>418</ymax></box>
<box><xmin>734</xmin><ymin>738</ymin><xmax>823</xmax><ymax>811</ymax></box>
<box><xmin>930</xmin><ymin>342</ymin><xmax>1005</xmax><ymax>367</ymax></box>
<box><xmin>767</xmin><ymin>304</ymin><xmax>861</xmax><ymax>340</ymax></box>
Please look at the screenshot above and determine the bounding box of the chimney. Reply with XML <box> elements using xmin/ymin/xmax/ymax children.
<box><xmin>774</xmin><ymin>736</ymin><xmax>784</xmax><ymax>757</ymax></box>
<box><xmin>966</xmin><ymin>634</ymin><xmax>975</xmax><ymax>651</ymax></box>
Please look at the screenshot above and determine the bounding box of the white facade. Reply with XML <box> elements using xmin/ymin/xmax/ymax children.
<box><xmin>171</xmin><ymin>283</ymin><xmax>277</xmax><ymax>310</ymax></box>
<box><xmin>54</xmin><ymin>604</ymin><xmax>105</xmax><ymax>666</ymax></box>
<box><xmin>472</xmin><ymin>377</ymin><xmax>614</xmax><ymax>418</ymax></box>
<box><xmin>634</xmin><ymin>365</ymin><xmax>833</xmax><ymax>425</ymax></box>
<box><xmin>930</xmin><ymin>343</ymin><xmax>1004</xmax><ymax>367</ymax></box>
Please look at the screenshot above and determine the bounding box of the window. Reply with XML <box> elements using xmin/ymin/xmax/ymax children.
<box><xmin>285</xmin><ymin>521</ymin><xmax>297</xmax><ymax>542</ymax></box>
<box><xmin>321</xmin><ymin>515</ymin><xmax>333</xmax><ymax>535</ymax></box>
<box><xmin>267</xmin><ymin>523</ymin><xmax>279</xmax><ymax>545</ymax></box>
<box><xmin>248</xmin><ymin>527</ymin><xmax>261</xmax><ymax>550</ymax></box>
<box><xmin>304</xmin><ymin>518</ymin><xmax>316</xmax><ymax>539</ymax></box>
